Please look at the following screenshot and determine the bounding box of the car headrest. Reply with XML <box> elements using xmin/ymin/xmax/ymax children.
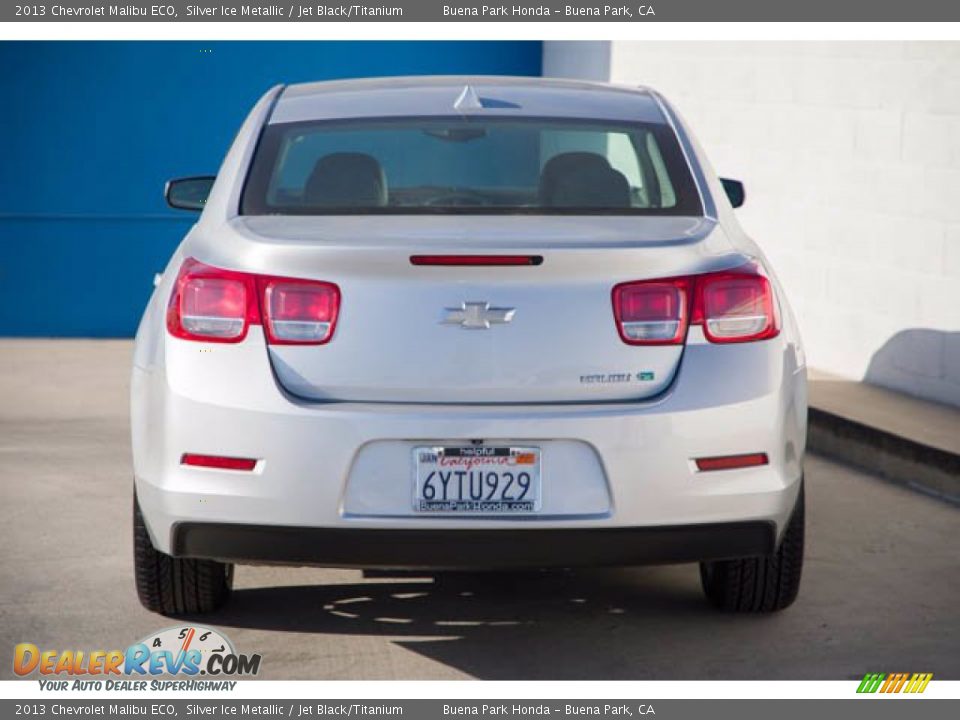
<box><xmin>539</xmin><ymin>152</ymin><xmax>631</xmax><ymax>209</ymax></box>
<box><xmin>304</xmin><ymin>152</ymin><xmax>388</xmax><ymax>208</ymax></box>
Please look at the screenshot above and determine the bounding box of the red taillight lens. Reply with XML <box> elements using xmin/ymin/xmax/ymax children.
<box><xmin>167</xmin><ymin>259</ymin><xmax>258</xmax><ymax>343</ymax></box>
<box><xmin>181</xmin><ymin>278</ymin><xmax>247</xmax><ymax>336</ymax></box>
<box><xmin>181</xmin><ymin>453</ymin><xmax>258</xmax><ymax>471</ymax></box>
<box><xmin>262</xmin><ymin>280</ymin><xmax>340</xmax><ymax>345</ymax></box>
<box><xmin>167</xmin><ymin>258</ymin><xmax>340</xmax><ymax>345</ymax></box>
<box><xmin>612</xmin><ymin>279</ymin><xmax>689</xmax><ymax>345</ymax></box>
<box><xmin>698</xmin><ymin>273</ymin><xmax>778</xmax><ymax>343</ymax></box>
<box><xmin>612</xmin><ymin>263</ymin><xmax>779</xmax><ymax>346</ymax></box>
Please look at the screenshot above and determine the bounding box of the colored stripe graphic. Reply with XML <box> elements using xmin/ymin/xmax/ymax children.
<box><xmin>880</xmin><ymin>673</ymin><xmax>907</xmax><ymax>693</ymax></box>
<box><xmin>857</xmin><ymin>672</ymin><xmax>932</xmax><ymax>693</ymax></box>
<box><xmin>906</xmin><ymin>673</ymin><xmax>933</xmax><ymax>694</ymax></box>
<box><xmin>857</xmin><ymin>673</ymin><xmax>885</xmax><ymax>693</ymax></box>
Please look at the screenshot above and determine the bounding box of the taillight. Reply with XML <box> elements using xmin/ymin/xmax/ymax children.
<box><xmin>613</xmin><ymin>263</ymin><xmax>779</xmax><ymax>346</ymax></box>
<box><xmin>167</xmin><ymin>258</ymin><xmax>340</xmax><ymax>345</ymax></box>
<box><xmin>697</xmin><ymin>272</ymin><xmax>778</xmax><ymax>343</ymax></box>
<box><xmin>261</xmin><ymin>280</ymin><xmax>339</xmax><ymax>345</ymax></box>
<box><xmin>612</xmin><ymin>280</ymin><xmax>689</xmax><ymax>345</ymax></box>
<box><xmin>167</xmin><ymin>259</ymin><xmax>257</xmax><ymax>343</ymax></box>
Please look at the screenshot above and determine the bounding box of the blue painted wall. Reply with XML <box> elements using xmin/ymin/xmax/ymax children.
<box><xmin>0</xmin><ymin>41</ymin><xmax>542</xmax><ymax>337</ymax></box>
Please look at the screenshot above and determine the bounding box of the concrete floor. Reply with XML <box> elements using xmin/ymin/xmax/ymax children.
<box><xmin>1</xmin><ymin>340</ymin><xmax>957</xmax><ymax>680</ymax></box>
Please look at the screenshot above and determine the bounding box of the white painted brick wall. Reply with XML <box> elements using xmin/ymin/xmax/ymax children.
<box><xmin>544</xmin><ymin>41</ymin><xmax>960</xmax><ymax>407</ymax></box>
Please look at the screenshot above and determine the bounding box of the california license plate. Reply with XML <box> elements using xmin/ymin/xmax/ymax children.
<box><xmin>413</xmin><ymin>446</ymin><xmax>541</xmax><ymax>513</ymax></box>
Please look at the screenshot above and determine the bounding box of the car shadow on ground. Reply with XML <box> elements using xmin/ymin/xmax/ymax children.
<box><xmin>195</xmin><ymin>567</ymin><xmax>789</xmax><ymax>679</ymax></box>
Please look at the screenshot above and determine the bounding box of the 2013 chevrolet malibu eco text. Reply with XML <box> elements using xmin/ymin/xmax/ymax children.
<box><xmin>132</xmin><ymin>76</ymin><xmax>807</xmax><ymax>616</ymax></box>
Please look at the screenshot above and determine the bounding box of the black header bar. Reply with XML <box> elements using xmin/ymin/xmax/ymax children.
<box><xmin>6</xmin><ymin>1</ymin><xmax>960</xmax><ymax>22</ymax></box>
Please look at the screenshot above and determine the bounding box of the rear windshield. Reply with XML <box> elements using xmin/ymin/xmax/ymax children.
<box><xmin>240</xmin><ymin>117</ymin><xmax>703</xmax><ymax>216</ymax></box>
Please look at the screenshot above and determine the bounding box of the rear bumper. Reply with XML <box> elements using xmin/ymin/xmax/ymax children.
<box><xmin>132</xmin><ymin>326</ymin><xmax>807</xmax><ymax>560</ymax></box>
<box><xmin>172</xmin><ymin>521</ymin><xmax>777</xmax><ymax>569</ymax></box>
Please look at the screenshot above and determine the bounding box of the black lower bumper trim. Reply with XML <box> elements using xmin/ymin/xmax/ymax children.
<box><xmin>172</xmin><ymin>521</ymin><xmax>776</xmax><ymax>569</ymax></box>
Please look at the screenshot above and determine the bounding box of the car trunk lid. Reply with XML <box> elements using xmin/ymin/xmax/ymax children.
<box><xmin>218</xmin><ymin>215</ymin><xmax>739</xmax><ymax>404</ymax></box>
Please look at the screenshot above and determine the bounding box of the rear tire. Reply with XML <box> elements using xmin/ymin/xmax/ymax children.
<box><xmin>134</xmin><ymin>493</ymin><xmax>233</xmax><ymax>615</ymax></box>
<box><xmin>699</xmin><ymin>480</ymin><xmax>804</xmax><ymax>613</ymax></box>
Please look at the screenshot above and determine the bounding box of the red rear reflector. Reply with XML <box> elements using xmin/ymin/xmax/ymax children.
<box><xmin>410</xmin><ymin>255</ymin><xmax>543</xmax><ymax>266</ymax></box>
<box><xmin>181</xmin><ymin>454</ymin><xmax>257</xmax><ymax>471</ymax></box>
<box><xmin>695</xmin><ymin>453</ymin><xmax>769</xmax><ymax>472</ymax></box>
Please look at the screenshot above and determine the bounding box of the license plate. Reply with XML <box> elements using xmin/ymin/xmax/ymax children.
<box><xmin>413</xmin><ymin>446</ymin><xmax>541</xmax><ymax>514</ymax></box>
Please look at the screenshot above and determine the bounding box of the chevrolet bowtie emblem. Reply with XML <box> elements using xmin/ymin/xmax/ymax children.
<box><xmin>442</xmin><ymin>301</ymin><xmax>516</xmax><ymax>329</ymax></box>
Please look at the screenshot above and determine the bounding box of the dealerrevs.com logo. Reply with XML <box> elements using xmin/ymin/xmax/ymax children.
<box><xmin>14</xmin><ymin>626</ymin><xmax>260</xmax><ymax>689</ymax></box>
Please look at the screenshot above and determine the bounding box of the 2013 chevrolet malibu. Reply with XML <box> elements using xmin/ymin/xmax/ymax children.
<box><xmin>132</xmin><ymin>76</ymin><xmax>807</xmax><ymax>616</ymax></box>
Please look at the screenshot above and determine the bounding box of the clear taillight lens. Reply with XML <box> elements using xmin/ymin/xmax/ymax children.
<box><xmin>262</xmin><ymin>280</ymin><xmax>339</xmax><ymax>345</ymax></box>
<box><xmin>613</xmin><ymin>263</ymin><xmax>779</xmax><ymax>346</ymax></box>
<box><xmin>167</xmin><ymin>258</ymin><xmax>340</xmax><ymax>345</ymax></box>
<box><xmin>612</xmin><ymin>280</ymin><xmax>689</xmax><ymax>345</ymax></box>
